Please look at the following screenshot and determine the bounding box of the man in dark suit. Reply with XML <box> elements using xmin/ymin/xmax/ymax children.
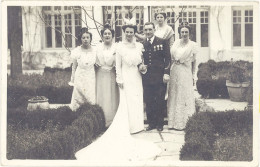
<box><xmin>139</xmin><ymin>22</ymin><xmax>171</xmax><ymax>131</ymax></box>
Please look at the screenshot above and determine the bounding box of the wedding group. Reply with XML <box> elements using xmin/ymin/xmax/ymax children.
<box><xmin>68</xmin><ymin>10</ymin><xmax>198</xmax><ymax>162</ymax></box>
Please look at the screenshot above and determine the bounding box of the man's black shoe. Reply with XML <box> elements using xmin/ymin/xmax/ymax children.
<box><xmin>157</xmin><ymin>126</ymin><xmax>163</xmax><ymax>131</ymax></box>
<box><xmin>146</xmin><ymin>126</ymin><xmax>155</xmax><ymax>131</ymax></box>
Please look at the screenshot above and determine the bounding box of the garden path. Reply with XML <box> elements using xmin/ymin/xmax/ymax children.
<box><xmin>194</xmin><ymin>89</ymin><xmax>248</xmax><ymax>111</ymax></box>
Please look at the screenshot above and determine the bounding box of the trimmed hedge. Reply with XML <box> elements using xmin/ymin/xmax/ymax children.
<box><xmin>196</xmin><ymin>60</ymin><xmax>253</xmax><ymax>99</ymax></box>
<box><xmin>7</xmin><ymin>71</ymin><xmax>72</xmax><ymax>108</ymax></box>
<box><xmin>180</xmin><ymin>109</ymin><xmax>253</xmax><ymax>161</ymax></box>
<box><xmin>7</xmin><ymin>103</ymin><xmax>106</xmax><ymax>159</ymax></box>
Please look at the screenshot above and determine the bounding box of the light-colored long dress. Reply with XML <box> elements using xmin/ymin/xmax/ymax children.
<box><xmin>70</xmin><ymin>46</ymin><xmax>96</xmax><ymax>111</ymax></box>
<box><xmin>155</xmin><ymin>24</ymin><xmax>175</xmax><ymax>48</ymax></box>
<box><xmin>96</xmin><ymin>43</ymin><xmax>119</xmax><ymax>127</ymax></box>
<box><xmin>116</xmin><ymin>41</ymin><xmax>144</xmax><ymax>134</ymax></box>
<box><xmin>75</xmin><ymin>41</ymin><xmax>161</xmax><ymax>163</ymax></box>
<box><xmin>167</xmin><ymin>39</ymin><xmax>199</xmax><ymax>130</ymax></box>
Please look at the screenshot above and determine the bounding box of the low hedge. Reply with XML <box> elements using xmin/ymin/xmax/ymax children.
<box><xmin>180</xmin><ymin>109</ymin><xmax>253</xmax><ymax>161</ymax></box>
<box><xmin>7</xmin><ymin>71</ymin><xmax>72</xmax><ymax>108</ymax></box>
<box><xmin>196</xmin><ymin>60</ymin><xmax>253</xmax><ymax>99</ymax></box>
<box><xmin>7</xmin><ymin>103</ymin><xmax>106</xmax><ymax>159</ymax></box>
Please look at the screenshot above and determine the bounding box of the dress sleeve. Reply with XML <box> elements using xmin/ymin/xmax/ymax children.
<box><xmin>70</xmin><ymin>47</ymin><xmax>80</xmax><ymax>61</ymax></box>
<box><xmin>115</xmin><ymin>43</ymin><xmax>123</xmax><ymax>84</ymax></box>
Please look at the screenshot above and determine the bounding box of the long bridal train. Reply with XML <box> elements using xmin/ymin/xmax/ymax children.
<box><xmin>75</xmin><ymin>88</ymin><xmax>162</xmax><ymax>163</ymax></box>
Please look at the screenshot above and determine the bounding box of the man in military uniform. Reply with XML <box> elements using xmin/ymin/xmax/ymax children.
<box><xmin>139</xmin><ymin>22</ymin><xmax>171</xmax><ymax>131</ymax></box>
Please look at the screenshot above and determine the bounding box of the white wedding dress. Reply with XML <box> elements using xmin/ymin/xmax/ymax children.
<box><xmin>75</xmin><ymin>41</ymin><xmax>161</xmax><ymax>164</ymax></box>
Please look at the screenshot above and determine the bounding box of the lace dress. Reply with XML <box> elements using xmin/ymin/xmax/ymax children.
<box><xmin>75</xmin><ymin>41</ymin><xmax>161</xmax><ymax>164</ymax></box>
<box><xmin>70</xmin><ymin>46</ymin><xmax>96</xmax><ymax>111</ymax></box>
<box><xmin>96</xmin><ymin>43</ymin><xmax>119</xmax><ymax>127</ymax></box>
<box><xmin>167</xmin><ymin>39</ymin><xmax>199</xmax><ymax>130</ymax></box>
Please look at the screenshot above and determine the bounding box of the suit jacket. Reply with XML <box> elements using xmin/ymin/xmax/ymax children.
<box><xmin>142</xmin><ymin>36</ymin><xmax>171</xmax><ymax>85</ymax></box>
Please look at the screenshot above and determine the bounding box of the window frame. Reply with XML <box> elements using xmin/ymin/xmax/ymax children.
<box><xmin>232</xmin><ymin>6</ymin><xmax>253</xmax><ymax>49</ymax></box>
<box><xmin>42</xmin><ymin>6</ymin><xmax>81</xmax><ymax>50</ymax></box>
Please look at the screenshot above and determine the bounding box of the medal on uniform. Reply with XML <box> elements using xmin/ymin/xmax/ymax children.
<box><xmin>154</xmin><ymin>46</ymin><xmax>156</xmax><ymax>51</ymax></box>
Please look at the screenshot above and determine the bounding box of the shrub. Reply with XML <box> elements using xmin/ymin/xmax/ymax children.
<box><xmin>180</xmin><ymin>109</ymin><xmax>253</xmax><ymax>161</ymax></box>
<box><xmin>213</xmin><ymin>133</ymin><xmax>252</xmax><ymax>161</ymax></box>
<box><xmin>7</xmin><ymin>103</ymin><xmax>106</xmax><ymax>160</ymax></box>
<box><xmin>7</xmin><ymin>71</ymin><xmax>72</xmax><ymax>108</ymax></box>
<box><xmin>196</xmin><ymin>60</ymin><xmax>253</xmax><ymax>99</ymax></box>
<box><xmin>7</xmin><ymin>106</ymin><xmax>76</xmax><ymax>130</ymax></box>
<box><xmin>44</xmin><ymin>66</ymin><xmax>72</xmax><ymax>73</ymax></box>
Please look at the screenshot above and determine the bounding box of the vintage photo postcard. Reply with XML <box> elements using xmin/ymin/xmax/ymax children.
<box><xmin>1</xmin><ymin>0</ymin><xmax>259</xmax><ymax>166</ymax></box>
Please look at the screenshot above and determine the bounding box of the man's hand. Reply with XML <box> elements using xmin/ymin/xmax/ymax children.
<box><xmin>163</xmin><ymin>74</ymin><xmax>170</xmax><ymax>83</ymax></box>
<box><xmin>139</xmin><ymin>64</ymin><xmax>147</xmax><ymax>74</ymax></box>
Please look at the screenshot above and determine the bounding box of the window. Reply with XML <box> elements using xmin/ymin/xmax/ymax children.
<box><xmin>232</xmin><ymin>7</ymin><xmax>253</xmax><ymax>47</ymax></box>
<box><xmin>42</xmin><ymin>6</ymin><xmax>82</xmax><ymax>49</ymax></box>
<box><xmin>103</xmin><ymin>6</ymin><xmax>144</xmax><ymax>42</ymax></box>
<box><xmin>179</xmin><ymin>11</ymin><xmax>197</xmax><ymax>42</ymax></box>
<box><xmin>151</xmin><ymin>6</ymin><xmax>209</xmax><ymax>47</ymax></box>
<box><xmin>200</xmin><ymin>11</ymin><xmax>208</xmax><ymax>47</ymax></box>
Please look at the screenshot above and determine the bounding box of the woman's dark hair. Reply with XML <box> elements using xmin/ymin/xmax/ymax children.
<box><xmin>122</xmin><ymin>24</ymin><xmax>137</xmax><ymax>33</ymax></box>
<box><xmin>100</xmin><ymin>23</ymin><xmax>115</xmax><ymax>37</ymax></box>
<box><xmin>77</xmin><ymin>27</ymin><xmax>92</xmax><ymax>44</ymax></box>
<box><xmin>154</xmin><ymin>12</ymin><xmax>167</xmax><ymax>20</ymax></box>
<box><xmin>178</xmin><ymin>21</ymin><xmax>192</xmax><ymax>35</ymax></box>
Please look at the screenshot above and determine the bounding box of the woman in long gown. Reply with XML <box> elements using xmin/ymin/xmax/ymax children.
<box><xmin>69</xmin><ymin>28</ymin><xmax>96</xmax><ymax>111</ymax></box>
<box><xmin>96</xmin><ymin>24</ymin><xmax>119</xmax><ymax>127</ymax></box>
<box><xmin>75</xmin><ymin>23</ymin><xmax>161</xmax><ymax>163</ymax></box>
<box><xmin>167</xmin><ymin>21</ymin><xmax>199</xmax><ymax>130</ymax></box>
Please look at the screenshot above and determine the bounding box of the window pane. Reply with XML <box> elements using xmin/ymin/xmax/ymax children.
<box><xmin>245</xmin><ymin>24</ymin><xmax>253</xmax><ymax>46</ymax></box>
<box><xmin>205</xmin><ymin>11</ymin><xmax>208</xmax><ymax>17</ymax></box>
<box><xmin>233</xmin><ymin>24</ymin><xmax>241</xmax><ymax>46</ymax></box>
<box><xmin>201</xmin><ymin>24</ymin><xmax>208</xmax><ymax>47</ymax></box>
<box><xmin>190</xmin><ymin>24</ymin><xmax>196</xmax><ymax>42</ymax></box>
<box><xmin>75</xmin><ymin>26</ymin><xmax>81</xmax><ymax>46</ymax></box>
<box><xmin>46</xmin><ymin>27</ymin><xmax>52</xmax><ymax>48</ymax></box>
<box><xmin>65</xmin><ymin>26</ymin><xmax>72</xmax><ymax>48</ymax></box>
<box><xmin>55</xmin><ymin>27</ymin><xmax>62</xmax><ymax>48</ymax></box>
<box><xmin>233</xmin><ymin>11</ymin><xmax>237</xmax><ymax>16</ymax></box>
<box><xmin>115</xmin><ymin>26</ymin><xmax>122</xmax><ymax>42</ymax></box>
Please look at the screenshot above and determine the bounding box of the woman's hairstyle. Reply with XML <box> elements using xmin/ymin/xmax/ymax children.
<box><xmin>77</xmin><ymin>27</ymin><xmax>93</xmax><ymax>43</ymax></box>
<box><xmin>154</xmin><ymin>8</ymin><xmax>167</xmax><ymax>20</ymax></box>
<box><xmin>178</xmin><ymin>21</ymin><xmax>192</xmax><ymax>34</ymax></box>
<box><xmin>122</xmin><ymin>24</ymin><xmax>137</xmax><ymax>33</ymax></box>
<box><xmin>154</xmin><ymin>12</ymin><xmax>167</xmax><ymax>20</ymax></box>
<box><xmin>100</xmin><ymin>23</ymin><xmax>115</xmax><ymax>37</ymax></box>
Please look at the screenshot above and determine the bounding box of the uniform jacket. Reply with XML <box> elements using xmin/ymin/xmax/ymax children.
<box><xmin>142</xmin><ymin>36</ymin><xmax>171</xmax><ymax>85</ymax></box>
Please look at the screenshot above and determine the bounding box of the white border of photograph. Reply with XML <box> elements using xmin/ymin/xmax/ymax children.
<box><xmin>1</xmin><ymin>0</ymin><xmax>259</xmax><ymax>166</ymax></box>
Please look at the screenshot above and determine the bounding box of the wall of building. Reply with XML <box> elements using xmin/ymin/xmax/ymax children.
<box><xmin>209</xmin><ymin>6</ymin><xmax>253</xmax><ymax>62</ymax></box>
<box><xmin>7</xmin><ymin>6</ymin><xmax>253</xmax><ymax>72</ymax></box>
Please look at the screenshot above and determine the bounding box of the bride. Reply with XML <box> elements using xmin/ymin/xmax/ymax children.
<box><xmin>75</xmin><ymin>21</ymin><xmax>161</xmax><ymax>164</ymax></box>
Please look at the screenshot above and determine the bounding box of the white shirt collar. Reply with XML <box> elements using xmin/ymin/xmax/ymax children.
<box><xmin>147</xmin><ymin>36</ymin><xmax>155</xmax><ymax>44</ymax></box>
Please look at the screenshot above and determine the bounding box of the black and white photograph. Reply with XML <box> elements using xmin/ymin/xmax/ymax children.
<box><xmin>1</xmin><ymin>1</ymin><xmax>259</xmax><ymax>166</ymax></box>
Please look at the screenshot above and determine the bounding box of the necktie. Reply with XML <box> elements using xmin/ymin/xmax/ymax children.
<box><xmin>147</xmin><ymin>39</ymin><xmax>152</xmax><ymax>48</ymax></box>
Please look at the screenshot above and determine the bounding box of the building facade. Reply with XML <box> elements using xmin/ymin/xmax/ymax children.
<box><xmin>9</xmin><ymin>5</ymin><xmax>254</xmax><ymax>71</ymax></box>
